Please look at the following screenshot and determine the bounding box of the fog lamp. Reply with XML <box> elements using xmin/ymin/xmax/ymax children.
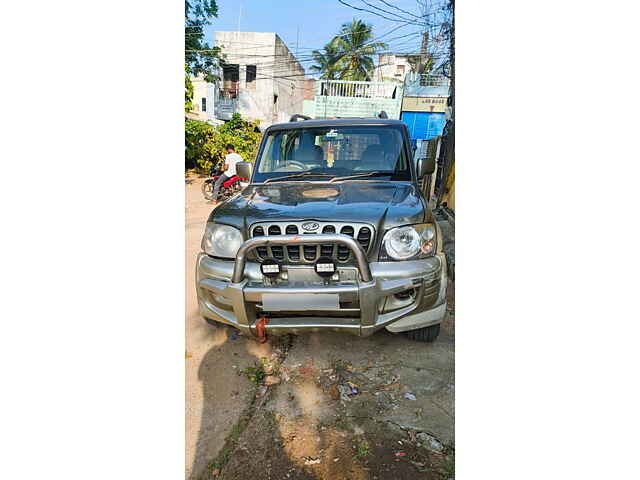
<box><xmin>260</xmin><ymin>259</ymin><xmax>280</xmax><ymax>278</ymax></box>
<box><xmin>314</xmin><ymin>257</ymin><xmax>336</xmax><ymax>278</ymax></box>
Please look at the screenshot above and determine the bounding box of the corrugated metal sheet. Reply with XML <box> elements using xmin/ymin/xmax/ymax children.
<box><xmin>401</xmin><ymin>111</ymin><xmax>447</xmax><ymax>140</ymax></box>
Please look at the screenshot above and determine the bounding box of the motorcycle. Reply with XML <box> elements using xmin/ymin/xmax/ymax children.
<box><xmin>201</xmin><ymin>164</ymin><xmax>247</xmax><ymax>201</ymax></box>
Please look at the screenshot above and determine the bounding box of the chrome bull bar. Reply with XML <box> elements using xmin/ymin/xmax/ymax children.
<box><xmin>232</xmin><ymin>233</ymin><xmax>373</xmax><ymax>283</ymax></box>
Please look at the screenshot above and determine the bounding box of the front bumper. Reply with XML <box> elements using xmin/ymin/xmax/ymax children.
<box><xmin>196</xmin><ymin>234</ymin><xmax>447</xmax><ymax>337</ymax></box>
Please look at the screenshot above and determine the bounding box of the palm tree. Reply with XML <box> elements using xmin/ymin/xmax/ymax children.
<box><xmin>332</xmin><ymin>19</ymin><xmax>388</xmax><ymax>81</ymax></box>
<box><xmin>310</xmin><ymin>43</ymin><xmax>340</xmax><ymax>80</ymax></box>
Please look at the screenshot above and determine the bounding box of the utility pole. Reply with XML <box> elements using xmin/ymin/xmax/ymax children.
<box><xmin>416</xmin><ymin>0</ymin><xmax>430</xmax><ymax>75</ymax></box>
<box><xmin>237</xmin><ymin>4</ymin><xmax>242</xmax><ymax>32</ymax></box>
<box><xmin>419</xmin><ymin>31</ymin><xmax>429</xmax><ymax>74</ymax></box>
<box><xmin>296</xmin><ymin>26</ymin><xmax>299</xmax><ymax>57</ymax></box>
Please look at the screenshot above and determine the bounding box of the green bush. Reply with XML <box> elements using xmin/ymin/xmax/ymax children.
<box><xmin>185</xmin><ymin>114</ymin><xmax>261</xmax><ymax>172</ymax></box>
<box><xmin>185</xmin><ymin>120</ymin><xmax>215</xmax><ymax>170</ymax></box>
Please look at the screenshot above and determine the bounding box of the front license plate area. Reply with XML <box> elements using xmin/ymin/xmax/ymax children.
<box><xmin>261</xmin><ymin>293</ymin><xmax>339</xmax><ymax>311</ymax></box>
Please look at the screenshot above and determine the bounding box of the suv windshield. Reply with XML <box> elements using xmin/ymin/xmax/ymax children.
<box><xmin>253</xmin><ymin>125</ymin><xmax>411</xmax><ymax>183</ymax></box>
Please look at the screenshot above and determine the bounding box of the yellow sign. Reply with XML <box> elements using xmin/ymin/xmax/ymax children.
<box><xmin>402</xmin><ymin>96</ymin><xmax>447</xmax><ymax>113</ymax></box>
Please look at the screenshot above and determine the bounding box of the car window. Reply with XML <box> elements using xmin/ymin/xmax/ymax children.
<box><xmin>255</xmin><ymin>125</ymin><xmax>410</xmax><ymax>182</ymax></box>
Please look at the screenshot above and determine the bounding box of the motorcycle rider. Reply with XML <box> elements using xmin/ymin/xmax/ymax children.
<box><xmin>211</xmin><ymin>144</ymin><xmax>243</xmax><ymax>202</ymax></box>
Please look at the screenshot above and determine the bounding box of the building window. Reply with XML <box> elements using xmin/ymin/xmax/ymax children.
<box><xmin>223</xmin><ymin>64</ymin><xmax>240</xmax><ymax>98</ymax></box>
<box><xmin>246</xmin><ymin>65</ymin><xmax>256</xmax><ymax>89</ymax></box>
<box><xmin>201</xmin><ymin>97</ymin><xmax>206</xmax><ymax>112</ymax></box>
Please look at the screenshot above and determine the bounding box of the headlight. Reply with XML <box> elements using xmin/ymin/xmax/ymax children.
<box><xmin>380</xmin><ymin>224</ymin><xmax>436</xmax><ymax>261</ymax></box>
<box><xmin>201</xmin><ymin>223</ymin><xmax>243</xmax><ymax>259</ymax></box>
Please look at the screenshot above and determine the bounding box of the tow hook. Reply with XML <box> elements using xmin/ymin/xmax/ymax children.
<box><xmin>255</xmin><ymin>316</ymin><xmax>270</xmax><ymax>343</ymax></box>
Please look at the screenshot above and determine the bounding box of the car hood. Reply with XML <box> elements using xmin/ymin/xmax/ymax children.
<box><xmin>209</xmin><ymin>182</ymin><xmax>429</xmax><ymax>234</ymax></box>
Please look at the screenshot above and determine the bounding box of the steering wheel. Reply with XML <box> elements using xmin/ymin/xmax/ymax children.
<box><xmin>273</xmin><ymin>160</ymin><xmax>308</xmax><ymax>172</ymax></box>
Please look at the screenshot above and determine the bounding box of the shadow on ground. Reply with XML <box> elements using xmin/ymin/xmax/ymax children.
<box><xmin>190</xmin><ymin>282</ymin><xmax>455</xmax><ymax>480</ymax></box>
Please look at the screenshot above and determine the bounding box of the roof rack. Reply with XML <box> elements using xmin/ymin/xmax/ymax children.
<box><xmin>288</xmin><ymin>111</ymin><xmax>391</xmax><ymax>123</ymax></box>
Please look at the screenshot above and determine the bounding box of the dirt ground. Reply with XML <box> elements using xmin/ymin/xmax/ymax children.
<box><xmin>186</xmin><ymin>175</ymin><xmax>455</xmax><ymax>480</ymax></box>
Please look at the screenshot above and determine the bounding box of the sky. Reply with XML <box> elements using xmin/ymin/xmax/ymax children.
<box><xmin>203</xmin><ymin>0</ymin><xmax>442</xmax><ymax>75</ymax></box>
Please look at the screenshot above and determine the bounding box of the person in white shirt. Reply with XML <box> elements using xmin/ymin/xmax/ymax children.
<box><xmin>212</xmin><ymin>144</ymin><xmax>243</xmax><ymax>202</ymax></box>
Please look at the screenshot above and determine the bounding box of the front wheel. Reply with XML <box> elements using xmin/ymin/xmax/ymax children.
<box><xmin>405</xmin><ymin>323</ymin><xmax>440</xmax><ymax>343</ymax></box>
<box><xmin>201</xmin><ymin>180</ymin><xmax>214</xmax><ymax>201</ymax></box>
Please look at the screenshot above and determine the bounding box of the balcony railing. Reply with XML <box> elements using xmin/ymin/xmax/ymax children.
<box><xmin>316</xmin><ymin>80</ymin><xmax>401</xmax><ymax>99</ymax></box>
<box><xmin>313</xmin><ymin>80</ymin><xmax>404</xmax><ymax>120</ymax></box>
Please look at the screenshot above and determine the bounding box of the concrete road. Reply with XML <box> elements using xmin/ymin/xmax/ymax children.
<box><xmin>185</xmin><ymin>176</ymin><xmax>455</xmax><ymax>479</ymax></box>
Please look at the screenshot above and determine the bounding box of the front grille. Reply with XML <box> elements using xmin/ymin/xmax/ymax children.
<box><xmin>338</xmin><ymin>226</ymin><xmax>354</xmax><ymax>261</ymax></box>
<box><xmin>252</xmin><ymin>226</ymin><xmax>268</xmax><ymax>258</ymax></box>
<box><xmin>250</xmin><ymin>221</ymin><xmax>375</xmax><ymax>264</ymax></box>
<box><xmin>321</xmin><ymin>225</ymin><xmax>335</xmax><ymax>256</ymax></box>
<box><xmin>285</xmin><ymin>225</ymin><xmax>300</xmax><ymax>260</ymax></box>
<box><xmin>267</xmin><ymin>225</ymin><xmax>285</xmax><ymax>259</ymax></box>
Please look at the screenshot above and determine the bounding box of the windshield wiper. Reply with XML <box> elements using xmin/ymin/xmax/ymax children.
<box><xmin>263</xmin><ymin>172</ymin><xmax>334</xmax><ymax>184</ymax></box>
<box><xmin>328</xmin><ymin>171</ymin><xmax>391</xmax><ymax>183</ymax></box>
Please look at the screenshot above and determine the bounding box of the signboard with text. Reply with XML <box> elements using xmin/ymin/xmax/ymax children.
<box><xmin>402</xmin><ymin>96</ymin><xmax>448</xmax><ymax>113</ymax></box>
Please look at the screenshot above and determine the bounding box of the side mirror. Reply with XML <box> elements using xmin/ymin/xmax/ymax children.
<box><xmin>417</xmin><ymin>156</ymin><xmax>436</xmax><ymax>177</ymax></box>
<box><xmin>236</xmin><ymin>162</ymin><xmax>252</xmax><ymax>180</ymax></box>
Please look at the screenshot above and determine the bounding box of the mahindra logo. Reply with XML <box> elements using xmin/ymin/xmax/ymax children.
<box><xmin>301</xmin><ymin>221</ymin><xmax>319</xmax><ymax>232</ymax></box>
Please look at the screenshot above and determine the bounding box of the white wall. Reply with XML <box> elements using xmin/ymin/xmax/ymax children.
<box><xmin>189</xmin><ymin>75</ymin><xmax>210</xmax><ymax>122</ymax></box>
<box><xmin>374</xmin><ymin>54</ymin><xmax>412</xmax><ymax>83</ymax></box>
<box><xmin>215</xmin><ymin>31</ymin><xmax>305</xmax><ymax>129</ymax></box>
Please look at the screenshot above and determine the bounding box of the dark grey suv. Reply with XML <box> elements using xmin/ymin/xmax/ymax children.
<box><xmin>196</xmin><ymin>118</ymin><xmax>447</xmax><ymax>342</ymax></box>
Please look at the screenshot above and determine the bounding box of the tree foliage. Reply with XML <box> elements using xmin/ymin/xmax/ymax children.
<box><xmin>310</xmin><ymin>43</ymin><xmax>340</xmax><ymax>80</ymax></box>
<box><xmin>406</xmin><ymin>54</ymin><xmax>434</xmax><ymax>76</ymax></box>
<box><xmin>185</xmin><ymin>114</ymin><xmax>261</xmax><ymax>171</ymax></box>
<box><xmin>185</xmin><ymin>1</ymin><xmax>221</xmax><ymax>111</ymax></box>
<box><xmin>185</xmin><ymin>120</ymin><xmax>214</xmax><ymax>170</ymax></box>
<box><xmin>185</xmin><ymin>64</ymin><xmax>194</xmax><ymax>112</ymax></box>
<box><xmin>185</xmin><ymin>1</ymin><xmax>221</xmax><ymax>82</ymax></box>
<box><xmin>312</xmin><ymin>20</ymin><xmax>387</xmax><ymax>81</ymax></box>
<box><xmin>333</xmin><ymin>20</ymin><xmax>388</xmax><ymax>81</ymax></box>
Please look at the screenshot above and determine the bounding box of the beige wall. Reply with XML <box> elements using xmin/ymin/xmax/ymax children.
<box><xmin>402</xmin><ymin>96</ymin><xmax>448</xmax><ymax>113</ymax></box>
<box><xmin>303</xmin><ymin>78</ymin><xmax>316</xmax><ymax>101</ymax></box>
<box><xmin>374</xmin><ymin>54</ymin><xmax>412</xmax><ymax>83</ymax></box>
<box><xmin>273</xmin><ymin>35</ymin><xmax>305</xmax><ymax>124</ymax></box>
<box><xmin>189</xmin><ymin>75</ymin><xmax>210</xmax><ymax>121</ymax></box>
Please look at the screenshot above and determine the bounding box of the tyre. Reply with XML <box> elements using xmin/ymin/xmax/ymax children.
<box><xmin>201</xmin><ymin>180</ymin><xmax>214</xmax><ymax>201</ymax></box>
<box><xmin>405</xmin><ymin>323</ymin><xmax>440</xmax><ymax>342</ymax></box>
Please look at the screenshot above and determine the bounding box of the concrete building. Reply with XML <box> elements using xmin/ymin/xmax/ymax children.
<box><xmin>373</xmin><ymin>53</ymin><xmax>414</xmax><ymax>83</ymax></box>
<box><xmin>300</xmin><ymin>55</ymin><xmax>406</xmax><ymax>120</ymax></box>
<box><xmin>302</xmin><ymin>78</ymin><xmax>316</xmax><ymax>118</ymax></box>
<box><xmin>312</xmin><ymin>79</ymin><xmax>404</xmax><ymax>120</ymax></box>
<box><xmin>401</xmin><ymin>73</ymin><xmax>450</xmax><ymax>141</ymax></box>
<box><xmin>214</xmin><ymin>31</ymin><xmax>306</xmax><ymax>129</ymax></box>
<box><xmin>187</xmin><ymin>74</ymin><xmax>220</xmax><ymax>124</ymax></box>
